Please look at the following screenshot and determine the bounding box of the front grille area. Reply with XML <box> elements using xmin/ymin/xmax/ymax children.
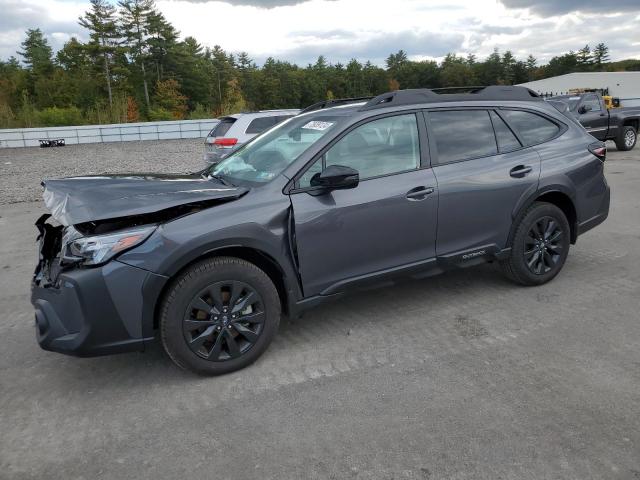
<box><xmin>34</xmin><ymin>215</ymin><xmax>64</xmax><ymax>287</ymax></box>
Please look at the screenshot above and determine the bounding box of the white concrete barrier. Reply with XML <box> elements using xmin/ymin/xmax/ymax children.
<box><xmin>0</xmin><ymin>119</ymin><xmax>219</xmax><ymax>148</ymax></box>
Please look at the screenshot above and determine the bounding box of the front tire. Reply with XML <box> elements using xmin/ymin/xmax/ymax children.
<box><xmin>500</xmin><ymin>202</ymin><xmax>570</xmax><ymax>286</ymax></box>
<box><xmin>615</xmin><ymin>125</ymin><xmax>637</xmax><ymax>151</ymax></box>
<box><xmin>160</xmin><ymin>257</ymin><xmax>281</xmax><ymax>375</ymax></box>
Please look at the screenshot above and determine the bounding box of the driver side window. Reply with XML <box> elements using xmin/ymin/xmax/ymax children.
<box><xmin>581</xmin><ymin>95</ymin><xmax>601</xmax><ymax>112</ymax></box>
<box><xmin>298</xmin><ymin>113</ymin><xmax>420</xmax><ymax>188</ymax></box>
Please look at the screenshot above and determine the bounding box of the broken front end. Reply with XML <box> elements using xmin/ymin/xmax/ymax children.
<box><xmin>32</xmin><ymin>213</ymin><xmax>165</xmax><ymax>356</ymax></box>
<box><xmin>31</xmin><ymin>173</ymin><xmax>247</xmax><ymax>357</ymax></box>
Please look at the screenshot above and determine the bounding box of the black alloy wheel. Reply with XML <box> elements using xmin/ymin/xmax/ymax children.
<box><xmin>160</xmin><ymin>257</ymin><xmax>280</xmax><ymax>375</ymax></box>
<box><xmin>523</xmin><ymin>216</ymin><xmax>564</xmax><ymax>275</ymax></box>
<box><xmin>184</xmin><ymin>281</ymin><xmax>264</xmax><ymax>361</ymax></box>
<box><xmin>500</xmin><ymin>201</ymin><xmax>570</xmax><ymax>286</ymax></box>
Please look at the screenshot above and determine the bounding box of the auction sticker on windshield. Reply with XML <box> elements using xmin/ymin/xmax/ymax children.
<box><xmin>302</xmin><ymin>121</ymin><xmax>334</xmax><ymax>131</ymax></box>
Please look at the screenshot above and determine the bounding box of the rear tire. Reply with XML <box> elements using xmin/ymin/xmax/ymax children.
<box><xmin>500</xmin><ymin>202</ymin><xmax>570</xmax><ymax>286</ymax></box>
<box><xmin>160</xmin><ymin>257</ymin><xmax>281</xmax><ymax>375</ymax></box>
<box><xmin>615</xmin><ymin>125</ymin><xmax>637</xmax><ymax>151</ymax></box>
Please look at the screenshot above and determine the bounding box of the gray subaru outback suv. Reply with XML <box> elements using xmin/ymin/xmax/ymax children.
<box><xmin>32</xmin><ymin>86</ymin><xmax>610</xmax><ymax>375</ymax></box>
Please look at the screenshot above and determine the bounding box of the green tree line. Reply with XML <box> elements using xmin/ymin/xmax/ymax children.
<box><xmin>1</xmin><ymin>0</ymin><xmax>638</xmax><ymax>128</ymax></box>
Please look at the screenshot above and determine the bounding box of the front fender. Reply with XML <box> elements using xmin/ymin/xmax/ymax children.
<box><xmin>117</xmin><ymin>201</ymin><xmax>301</xmax><ymax>304</ymax></box>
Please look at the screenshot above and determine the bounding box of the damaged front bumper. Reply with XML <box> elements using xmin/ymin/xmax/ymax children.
<box><xmin>32</xmin><ymin>216</ymin><xmax>167</xmax><ymax>357</ymax></box>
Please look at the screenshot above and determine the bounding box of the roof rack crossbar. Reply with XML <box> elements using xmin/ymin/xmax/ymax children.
<box><xmin>300</xmin><ymin>96</ymin><xmax>373</xmax><ymax>114</ymax></box>
<box><xmin>359</xmin><ymin>85</ymin><xmax>541</xmax><ymax>111</ymax></box>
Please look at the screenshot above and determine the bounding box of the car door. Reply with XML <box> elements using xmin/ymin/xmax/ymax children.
<box><xmin>425</xmin><ymin>108</ymin><xmax>542</xmax><ymax>258</ymax></box>
<box><xmin>577</xmin><ymin>94</ymin><xmax>608</xmax><ymax>140</ymax></box>
<box><xmin>289</xmin><ymin>112</ymin><xmax>438</xmax><ymax>297</ymax></box>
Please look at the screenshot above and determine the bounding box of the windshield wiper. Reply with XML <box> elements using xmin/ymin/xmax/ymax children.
<box><xmin>206</xmin><ymin>172</ymin><xmax>234</xmax><ymax>187</ymax></box>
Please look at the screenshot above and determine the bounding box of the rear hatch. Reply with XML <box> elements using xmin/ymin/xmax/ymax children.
<box><xmin>206</xmin><ymin>117</ymin><xmax>238</xmax><ymax>153</ymax></box>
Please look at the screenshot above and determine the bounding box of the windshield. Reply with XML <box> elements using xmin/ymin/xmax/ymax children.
<box><xmin>553</xmin><ymin>95</ymin><xmax>581</xmax><ymax>111</ymax></box>
<box><xmin>207</xmin><ymin>114</ymin><xmax>345</xmax><ymax>184</ymax></box>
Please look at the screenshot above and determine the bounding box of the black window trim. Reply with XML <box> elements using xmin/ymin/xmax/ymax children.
<box><xmin>287</xmin><ymin>110</ymin><xmax>431</xmax><ymax>195</ymax></box>
<box><xmin>423</xmin><ymin>108</ymin><xmax>499</xmax><ymax>166</ymax></box>
<box><xmin>424</xmin><ymin>106</ymin><xmax>568</xmax><ymax>166</ymax></box>
<box><xmin>496</xmin><ymin>107</ymin><xmax>568</xmax><ymax>149</ymax></box>
<box><xmin>488</xmin><ymin>109</ymin><xmax>523</xmax><ymax>154</ymax></box>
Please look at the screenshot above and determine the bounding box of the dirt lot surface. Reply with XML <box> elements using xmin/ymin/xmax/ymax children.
<box><xmin>0</xmin><ymin>139</ymin><xmax>204</xmax><ymax>205</ymax></box>
<box><xmin>1</xmin><ymin>141</ymin><xmax>639</xmax><ymax>479</ymax></box>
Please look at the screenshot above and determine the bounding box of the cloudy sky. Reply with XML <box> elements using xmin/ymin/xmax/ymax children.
<box><xmin>1</xmin><ymin>0</ymin><xmax>639</xmax><ymax>65</ymax></box>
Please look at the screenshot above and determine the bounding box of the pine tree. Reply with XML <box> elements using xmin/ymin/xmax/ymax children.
<box><xmin>210</xmin><ymin>45</ymin><xmax>236</xmax><ymax>113</ymax></box>
<box><xmin>483</xmin><ymin>48</ymin><xmax>502</xmax><ymax>85</ymax></box>
<box><xmin>577</xmin><ymin>45</ymin><xmax>593</xmax><ymax>69</ymax></box>
<box><xmin>79</xmin><ymin>0</ymin><xmax>119</xmax><ymax>107</ymax></box>
<box><xmin>593</xmin><ymin>43</ymin><xmax>610</xmax><ymax>67</ymax></box>
<box><xmin>525</xmin><ymin>54</ymin><xmax>537</xmax><ymax>70</ymax></box>
<box><xmin>171</xmin><ymin>37</ymin><xmax>210</xmax><ymax>109</ymax></box>
<box><xmin>17</xmin><ymin>29</ymin><xmax>55</xmax><ymax>107</ymax></box>
<box><xmin>501</xmin><ymin>50</ymin><xmax>516</xmax><ymax>85</ymax></box>
<box><xmin>17</xmin><ymin>29</ymin><xmax>53</xmax><ymax>76</ymax></box>
<box><xmin>385</xmin><ymin>50</ymin><xmax>408</xmax><ymax>75</ymax></box>
<box><xmin>525</xmin><ymin>54</ymin><xmax>537</xmax><ymax>81</ymax></box>
<box><xmin>119</xmin><ymin>0</ymin><xmax>155</xmax><ymax>108</ymax></box>
<box><xmin>146</xmin><ymin>8</ymin><xmax>178</xmax><ymax>82</ymax></box>
<box><xmin>236</xmin><ymin>52</ymin><xmax>254</xmax><ymax>71</ymax></box>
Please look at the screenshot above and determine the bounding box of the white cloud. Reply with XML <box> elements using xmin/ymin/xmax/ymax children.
<box><xmin>0</xmin><ymin>0</ymin><xmax>87</xmax><ymax>59</ymax></box>
<box><xmin>1</xmin><ymin>0</ymin><xmax>639</xmax><ymax>64</ymax></box>
<box><xmin>154</xmin><ymin>0</ymin><xmax>640</xmax><ymax>64</ymax></box>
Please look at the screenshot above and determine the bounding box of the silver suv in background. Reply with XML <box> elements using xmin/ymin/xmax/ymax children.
<box><xmin>204</xmin><ymin>109</ymin><xmax>299</xmax><ymax>165</ymax></box>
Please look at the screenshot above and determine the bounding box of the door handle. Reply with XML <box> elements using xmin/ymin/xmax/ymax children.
<box><xmin>509</xmin><ymin>165</ymin><xmax>532</xmax><ymax>178</ymax></box>
<box><xmin>406</xmin><ymin>186</ymin><xmax>435</xmax><ymax>201</ymax></box>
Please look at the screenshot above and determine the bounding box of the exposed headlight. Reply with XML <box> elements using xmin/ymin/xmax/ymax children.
<box><xmin>63</xmin><ymin>225</ymin><xmax>156</xmax><ymax>266</ymax></box>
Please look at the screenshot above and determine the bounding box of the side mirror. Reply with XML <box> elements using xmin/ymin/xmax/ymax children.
<box><xmin>578</xmin><ymin>104</ymin><xmax>592</xmax><ymax>114</ymax></box>
<box><xmin>310</xmin><ymin>164</ymin><xmax>359</xmax><ymax>191</ymax></box>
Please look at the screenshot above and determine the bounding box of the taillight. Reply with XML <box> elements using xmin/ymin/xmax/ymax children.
<box><xmin>588</xmin><ymin>142</ymin><xmax>606</xmax><ymax>161</ymax></box>
<box><xmin>214</xmin><ymin>138</ymin><xmax>238</xmax><ymax>148</ymax></box>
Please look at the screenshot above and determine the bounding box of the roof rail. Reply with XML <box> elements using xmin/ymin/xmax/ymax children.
<box><xmin>300</xmin><ymin>96</ymin><xmax>373</xmax><ymax>114</ymax></box>
<box><xmin>431</xmin><ymin>86</ymin><xmax>487</xmax><ymax>93</ymax></box>
<box><xmin>360</xmin><ymin>85</ymin><xmax>542</xmax><ymax>111</ymax></box>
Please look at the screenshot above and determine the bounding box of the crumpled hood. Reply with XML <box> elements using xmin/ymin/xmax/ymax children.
<box><xmin>42</xmin><ymin>173</ymin><xmax>248</xmax><ymax>225</ymax></box>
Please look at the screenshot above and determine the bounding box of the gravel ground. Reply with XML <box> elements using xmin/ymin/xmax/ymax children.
<box><xmin>1</xmin><ymin>141</ymin><xmax>639</xmax><ymax>479</ymax></box>
<box><xmin>0</xmin><ymin>139</ymin><xmax>205</xmax><ymax>204</ymax></box>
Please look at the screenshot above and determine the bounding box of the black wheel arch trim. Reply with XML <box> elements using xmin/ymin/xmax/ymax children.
<box><xmin>140</xmin><ymin>239</ymin><xmax>303</xmax><ymax>332</ymax></box>
<box><xmin>509</xmin><ymin>183</ymin><xmax>579</xmax><ymax>246</ymax></box>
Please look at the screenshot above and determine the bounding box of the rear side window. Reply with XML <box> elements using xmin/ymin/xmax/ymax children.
<box><xmin>500</xmin><ymin>110</ymin><xmax>560</xmax><ymax>146</ymax></box>
<box><xmin>211</xmin><ymin>118</ymin><xmax>236</xmax><ymax>137</ymax></box>
<box><xmin>490</xmin><ymin>111</ymin><xmax>521</xmax><ymax>152</ymax></box>
<box><xmin>245</xmin><ymin>117</ymin><xmax>278</xmax><ymax>134</ymax></box>
<box><xmin>429</xmin><ymin>110</ymin><xmax>497</xmax><ymax>164</ymax></box>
